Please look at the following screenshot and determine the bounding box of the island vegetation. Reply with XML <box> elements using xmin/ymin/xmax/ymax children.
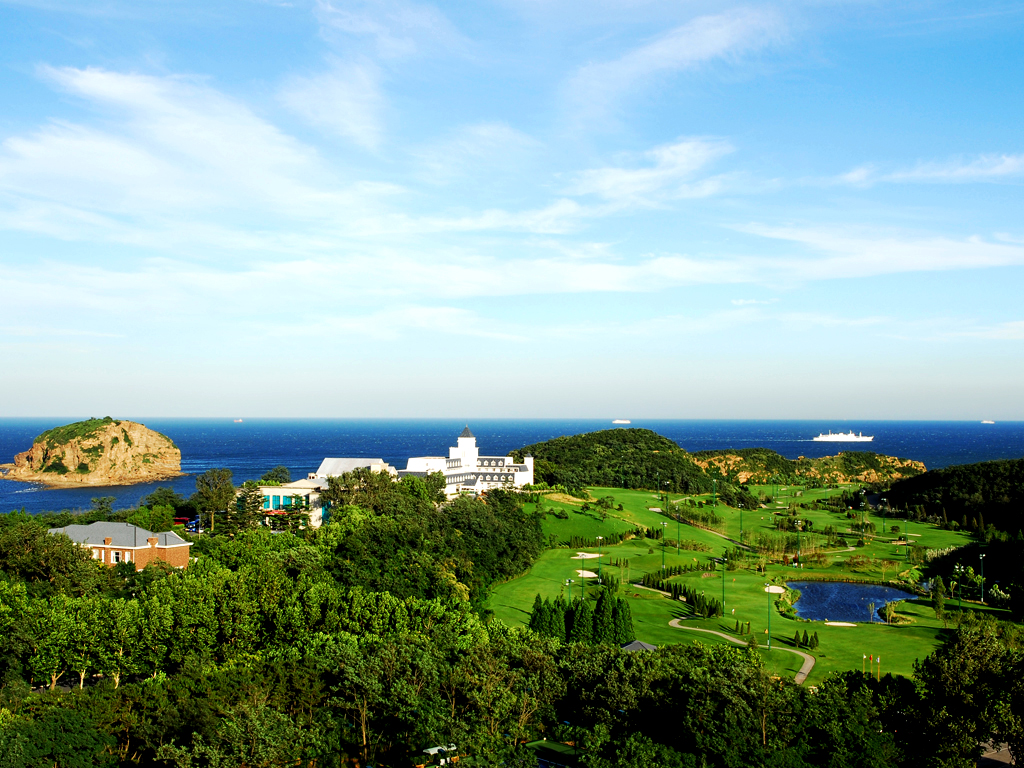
<box><xmin>1</xmin><ymin>418</ymin><xmax>181</xmax><ymax>487</ymax></box>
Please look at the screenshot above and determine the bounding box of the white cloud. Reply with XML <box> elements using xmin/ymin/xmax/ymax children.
<box><xmin>0</xmin><ymin>66</ymin><xmax>407</xmax><ymax>252</ymax></box>
<box><xmin>730</xmin><ymin>297</ymin><xmax>776</xmax><ymax>306</ymax></box>
<box><xmin>314</xmin><ymin>0</ymin><xmax>467</xmax><ymax>58</ymax></box>
<box><xmin>738</xmin><ymin>224</ymin><xmax>1024</xmax><ymax>280</ymax></box>
<box><xmin>836</xmin><ymin>154</ymin><xmax>1024</xmax><ymax>186</ymax></box>
<box><xmin>279</xmin><ymin>60</ymin><xmax>386</xmax><ymax>149</ymax></box>
<box><xmin>568</xmin><ymin>7</ymin><xmax>786</xmax><ymax>116</ymax></box>
<box><xmin>566</xmin><ymin>137</ymin><xmax>733</xmax><ymax>204</ymax></box>
<box><xmin>412</xmin><ymin>122</ymin><xmax>540</xmax><ymax>184</ymax></box>
<box><xmin>888</xmin><ymin>154</ymin><xmax>1024</xmax><ymax>182</ymax></box>
<box><xmin>952</xmin><ymin>320</ymin><xmax>1024</xmax><ymax>341</ymax></box>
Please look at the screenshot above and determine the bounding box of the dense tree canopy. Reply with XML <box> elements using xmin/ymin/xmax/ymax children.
<box><xmin>516</xmin><ymin>428</ymin><xmax>757</xmax><ymax>507</ymax></box>
<box><xmin>888</xmin><ymin>458</ymin><xmax>1024</xmax><ymax>534</ymax></box>
<box><xmin>2</xmin><ymin>451</ymin><xmax>1021</xmax><ymax>768</ymax></box>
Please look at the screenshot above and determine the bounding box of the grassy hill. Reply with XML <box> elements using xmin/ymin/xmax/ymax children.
<box><xmin>514</xmin><ymin>428</ymin><xmax>757</xmax><ymax>508</ymax></box>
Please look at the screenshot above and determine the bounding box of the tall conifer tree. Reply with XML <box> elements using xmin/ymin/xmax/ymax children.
<box><xmin>570</xmin><ymin>599</ymin><xmax>593</xmax><ymax>644</ymax></box>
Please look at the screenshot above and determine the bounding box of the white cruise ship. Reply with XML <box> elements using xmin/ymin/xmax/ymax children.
<box><xmin>813</xmin><ymin>430</ymin><xmax>874</xmax><ymax>442</ymax></box>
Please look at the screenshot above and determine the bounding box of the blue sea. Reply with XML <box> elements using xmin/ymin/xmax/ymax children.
<box><xmin>1</xmin><ymin>419</ymin><xmax>1022</xmax><ymax>514</ymax></box>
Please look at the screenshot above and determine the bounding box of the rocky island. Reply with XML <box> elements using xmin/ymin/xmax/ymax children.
<box><xmin>1</xmin><ymin>417</ymin><xmax>181</xmax><ymax>487</ymax></box>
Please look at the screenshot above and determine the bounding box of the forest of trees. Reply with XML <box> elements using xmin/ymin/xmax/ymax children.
<box><xmin>887</xmin><ymin>457</ymin><xmax>1024</xmax><ymax>535</ymax></box>
<box><xmin>6</xmin><ymin>450</ymin><xmax>1024</xmax><ymax>766</ymax></box>
<box><xmin>515</xmin><ymin>428</ymin><xmax>758</xmax><ymax>507</ymax></box>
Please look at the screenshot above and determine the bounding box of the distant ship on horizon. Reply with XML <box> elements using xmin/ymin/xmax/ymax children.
<box><xmin>813</xmin><ymin>430</ymin><xmax>873</xmax><ymax>442</ymax></box>
<box><xmin>612</xmin><ymin>419</ymin><xmax>631</xmax><ymax>424</ymax></box>
<box><xmin>982</xmin><ymin>420</ymin><xmax>995</xmax><ymax>424</ymax></box>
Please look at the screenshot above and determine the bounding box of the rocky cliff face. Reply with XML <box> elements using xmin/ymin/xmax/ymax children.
<box><xmin>1</xmin><ymin>418</ymin><xmax>181</xmax><ymax>487</ymax></box>
<box><xmin>692</xmin><ymin>450</ymin><xmax>926</xmax><ymax>486</ymax></box>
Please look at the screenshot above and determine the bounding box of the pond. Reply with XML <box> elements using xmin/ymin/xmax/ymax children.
<box><xmin>789</xmin><ymin>581</ymin><xmax>919</xmax><ymax>623</ymax></box>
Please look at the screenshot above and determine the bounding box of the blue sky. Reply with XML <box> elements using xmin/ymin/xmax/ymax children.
<box><xmin>1</xmin><ymin>0</ymin><xmax>1022</xmax><ymax>418</ymax></box>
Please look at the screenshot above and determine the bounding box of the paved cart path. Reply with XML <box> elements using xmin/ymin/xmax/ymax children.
<box><xmin>667</xmin><ymin>619</ymin><xmax>816</xmax><ymax>684</ymax></box>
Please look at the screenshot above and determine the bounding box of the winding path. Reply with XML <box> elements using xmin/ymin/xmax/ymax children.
<box><xmin>667</xmin><ymin>619</ymin><xmax>816</xmax><ymax>684</ymax></box>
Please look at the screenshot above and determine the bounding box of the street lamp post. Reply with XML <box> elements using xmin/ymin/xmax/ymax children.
<box><xmin>906</xmin><ymin>507</ymin><xmax>910</xmax><ymax>561</ymax></box>
<box><xmin>596</xmin><ymin>536</ymin><xmax>603</xmax><ymax>583</ymax></box>
<box><xmin>722</xmin><ymin>550</ymin><xmax>728</xmax><ymax>611</ymax></box>
<box><xmin>980</xmin><ymin>553</ymin><xmax>986</xmax><ymax>603</ymax></box>
<box><xmin>712</xmin><ymin>479</ymin><xmax>717</xmax><ymax>509</ymax></box>
<box><xmin>665</xmin><ymin>481</ymin><xmax>677</xmax><ymax>555</ymax></box>
<box><xmin>796</xmin><ymin>520</ymin><xmax>802</xmax><ymax>564</ymax></box>
<box><xmin>764</xmin><ymin>585</ymin><xmax>785</xmax><ymax>649</ymax></box>
<box><xmin>954</xmin><ymin>564</ymin><xmax>963</xmax><ymax>611</ymax></box>
<box><xmin>661</xmin><ymin>522</ymin><xmax>668</xmax><ymax>572</ymax></box>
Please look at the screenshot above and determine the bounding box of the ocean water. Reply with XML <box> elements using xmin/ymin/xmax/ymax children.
<box><xmin>1</xmin><ymin>418</ymin><xmax>1022</xmax><ymax>514</ymax></box>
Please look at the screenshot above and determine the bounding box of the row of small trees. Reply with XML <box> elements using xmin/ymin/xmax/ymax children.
<box><xmin>528</xmin><ymin>592</ymin><xmax>635</xmax><ymax>645</ymax></box>
<box><xmin>639</xmin><ymin>574</ymin><xmax>724</xmax><ymax>618</ymax></box>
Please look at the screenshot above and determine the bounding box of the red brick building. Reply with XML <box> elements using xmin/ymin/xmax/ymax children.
<box><xmin>49</xmin><ymin>521</ymin><xmax>192</xmax><ymax>570</ymax></box>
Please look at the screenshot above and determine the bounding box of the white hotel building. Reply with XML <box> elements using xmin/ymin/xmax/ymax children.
<box><xmin>400</xmin><ymin>426</ymin><xmax>534</xmax><ymax>497</ymax></box>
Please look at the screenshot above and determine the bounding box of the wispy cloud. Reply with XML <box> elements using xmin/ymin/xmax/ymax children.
<box><xmin>568</xmin><ymin>7</ymin><xmax>786</xmax><ymax>117</ymax></box>
<box><xmin>279</xmin><ymin>59</ymin><xmax>386</xmax><ymax>150</ymax></box>
<box><xmin>738</xmin><ymin>224</ymin><xmax>1024</xmax><ymax>280</ymax></box>
<box><xmin>0</xmin><ymin>66</ymin><xmax>406</xmax><ymax>251</ymax></box>
<box><xmin>951</xmin><ymin>320</ymin><xmax>1024</xmax><ymax>341</ymax></box>
<box><xmin>314</xmin><ymin>0</ymin><xmax>467</xmax><ymax>58</ymax></box>
<box><xmin>566</xmin><ymin>137</ymin><xmax>733</xmax><ymax>204</ymax></box>
<box><xmin>731</xmin><ymin>297</ymin><xmax>776</xmax><ymax>306</ymax></box>
<box><xmin>837</xmin><ymin>153</ymin><xmax>1024</xmax><ymax>186</ymax></box>
<box><xmin>412</xmin><ymin>122</ymin><xmax>540</xmax><ymax>185</ymax></box>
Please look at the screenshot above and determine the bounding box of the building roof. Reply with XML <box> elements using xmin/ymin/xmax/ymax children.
<box><xmin>277</xmin><ymin>478</ymin><xmax>327</xmax><ymax>490</ymax></box>
<box><xmin>314</xmin><ymin>458</ymin><xmax>389</xmax><ymax>477</ymax></box>
<box><xmin>459</xmin><ymin>425</ymin><xmax>475</xmax><ymax>438</ymax></box>
<box><xmin>49</xmin><ymin>521</ymin><xmax>190</xmax><ymax>548</ymax></box>
<box><xmin>621</xmin><ymin>640</ymin><xmax>658</xmax><ymax>652</ymax></box>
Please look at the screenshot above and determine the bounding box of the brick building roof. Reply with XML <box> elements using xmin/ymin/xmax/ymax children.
<box><xmin>49</xmin><ymin>521</ymin><xmax>189</xmax><ymax>548</ymax></box>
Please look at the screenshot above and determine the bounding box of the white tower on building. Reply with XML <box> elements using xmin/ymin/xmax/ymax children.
<box><xmin>450</xmin><ymin>425</ymin><xmax>480</xmax><ymax>467</ymax></box>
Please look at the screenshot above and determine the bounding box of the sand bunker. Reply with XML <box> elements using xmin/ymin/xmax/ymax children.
<box><xmin>574</xmin><ymin>552</ymin><xmax>601</xmax><ymax>559</ymax></box>
<box><xmin>824</xmin><ymin>621</ymin><xmax>857</xmax><ymax>627</ymax></box>
<box><xmin>575</xmin><ymin>570</ymin><xmax>598</xmax><ymax>578</ymax></box>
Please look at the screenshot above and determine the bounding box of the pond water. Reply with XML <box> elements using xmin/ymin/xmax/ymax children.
<box><xmin>789</xmin><ymin>581</ymin><xmax>918</xmax><ymax>623</ymax></box>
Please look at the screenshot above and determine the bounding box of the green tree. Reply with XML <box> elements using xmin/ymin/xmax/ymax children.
<box><xmin>592</xmin><ymin>591</ymin><xmax>615</xmax><ymax>645</ymax></box>
<box><xmin>90</xmin><ymin>496</ymin><xmax>115</xmax><ymax>516</ymax></box>
<box><xmin>29</xmin><ymin>594</ymin><xmax>77</xmax><ymax>689</ymax></box>
<box><xmin>226</xmin><ymin>481</ymin><xmax>264</xmax><ymax>537</ymax></box>
<box><xmin>100</xmin><ymin>598</ymin><xmax>143</xmax><ymax>688</ymax></box>
<box><xmin>191</xmin><ymin>468</ymin><xmax>235</xmax><ymax>535</ymax></box>
<box><xmin>915</xmin><ymin>614</ymin><xmax>1006</xmax><ymax>767</ymax></box>
<box><xmin>142</xmin><ymin>486</ymin><xmax>188</xmax><ymax>510</ymax></box>
<box><xmin>569</xmin><ymin>599</ymin><xmax>593</xmax><ymax>644</ymax></box>
<box><xmin>528</xmin><ymin>594</ymin><xmax>544</xmax><ymax>634</ymax></box>
<box><xmin>613</xmin><ymin>597</ymin><xmax>635</xmax><ymax>644</ymax></box>
<box><xmin>933</xmin><ymin>575</ymin><xmax>947</xmax><ymax>625</ymax></box>
<box><xmin>261</xmin><ymin>465</ymin><xmax>292</xmax><ymax>484</ymax></box>
<box><xmin>68</xmin><ymin>595</ymin><xmax>103</xmax><ymax>688</ymax></box>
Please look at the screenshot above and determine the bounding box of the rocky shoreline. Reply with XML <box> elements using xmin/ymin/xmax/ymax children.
<box><xmin>3</xmin><ymin>417</ymin><xmax>182</xmax><ymax>488</ymax></box>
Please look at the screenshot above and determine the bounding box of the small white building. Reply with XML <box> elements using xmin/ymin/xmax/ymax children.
<box><xmin>401</xmin><ymin>426</ymin><xmax>533</xmax><ymax>498</ymax></box>
<box><xmin>307</xmin><ymin>458</ymin><xmax>398</xmax><ymax>480</ymax></box>
<box><xmin>259</xmin><ymin>478</ymin><xmax>326</xmax><ymax>528</ymax></box>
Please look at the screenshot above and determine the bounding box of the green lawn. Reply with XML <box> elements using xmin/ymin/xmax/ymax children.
<box><xmin>493</xmin><ymin>484</ymin><xmax>988</xmax><ymax>685</ymax></box>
